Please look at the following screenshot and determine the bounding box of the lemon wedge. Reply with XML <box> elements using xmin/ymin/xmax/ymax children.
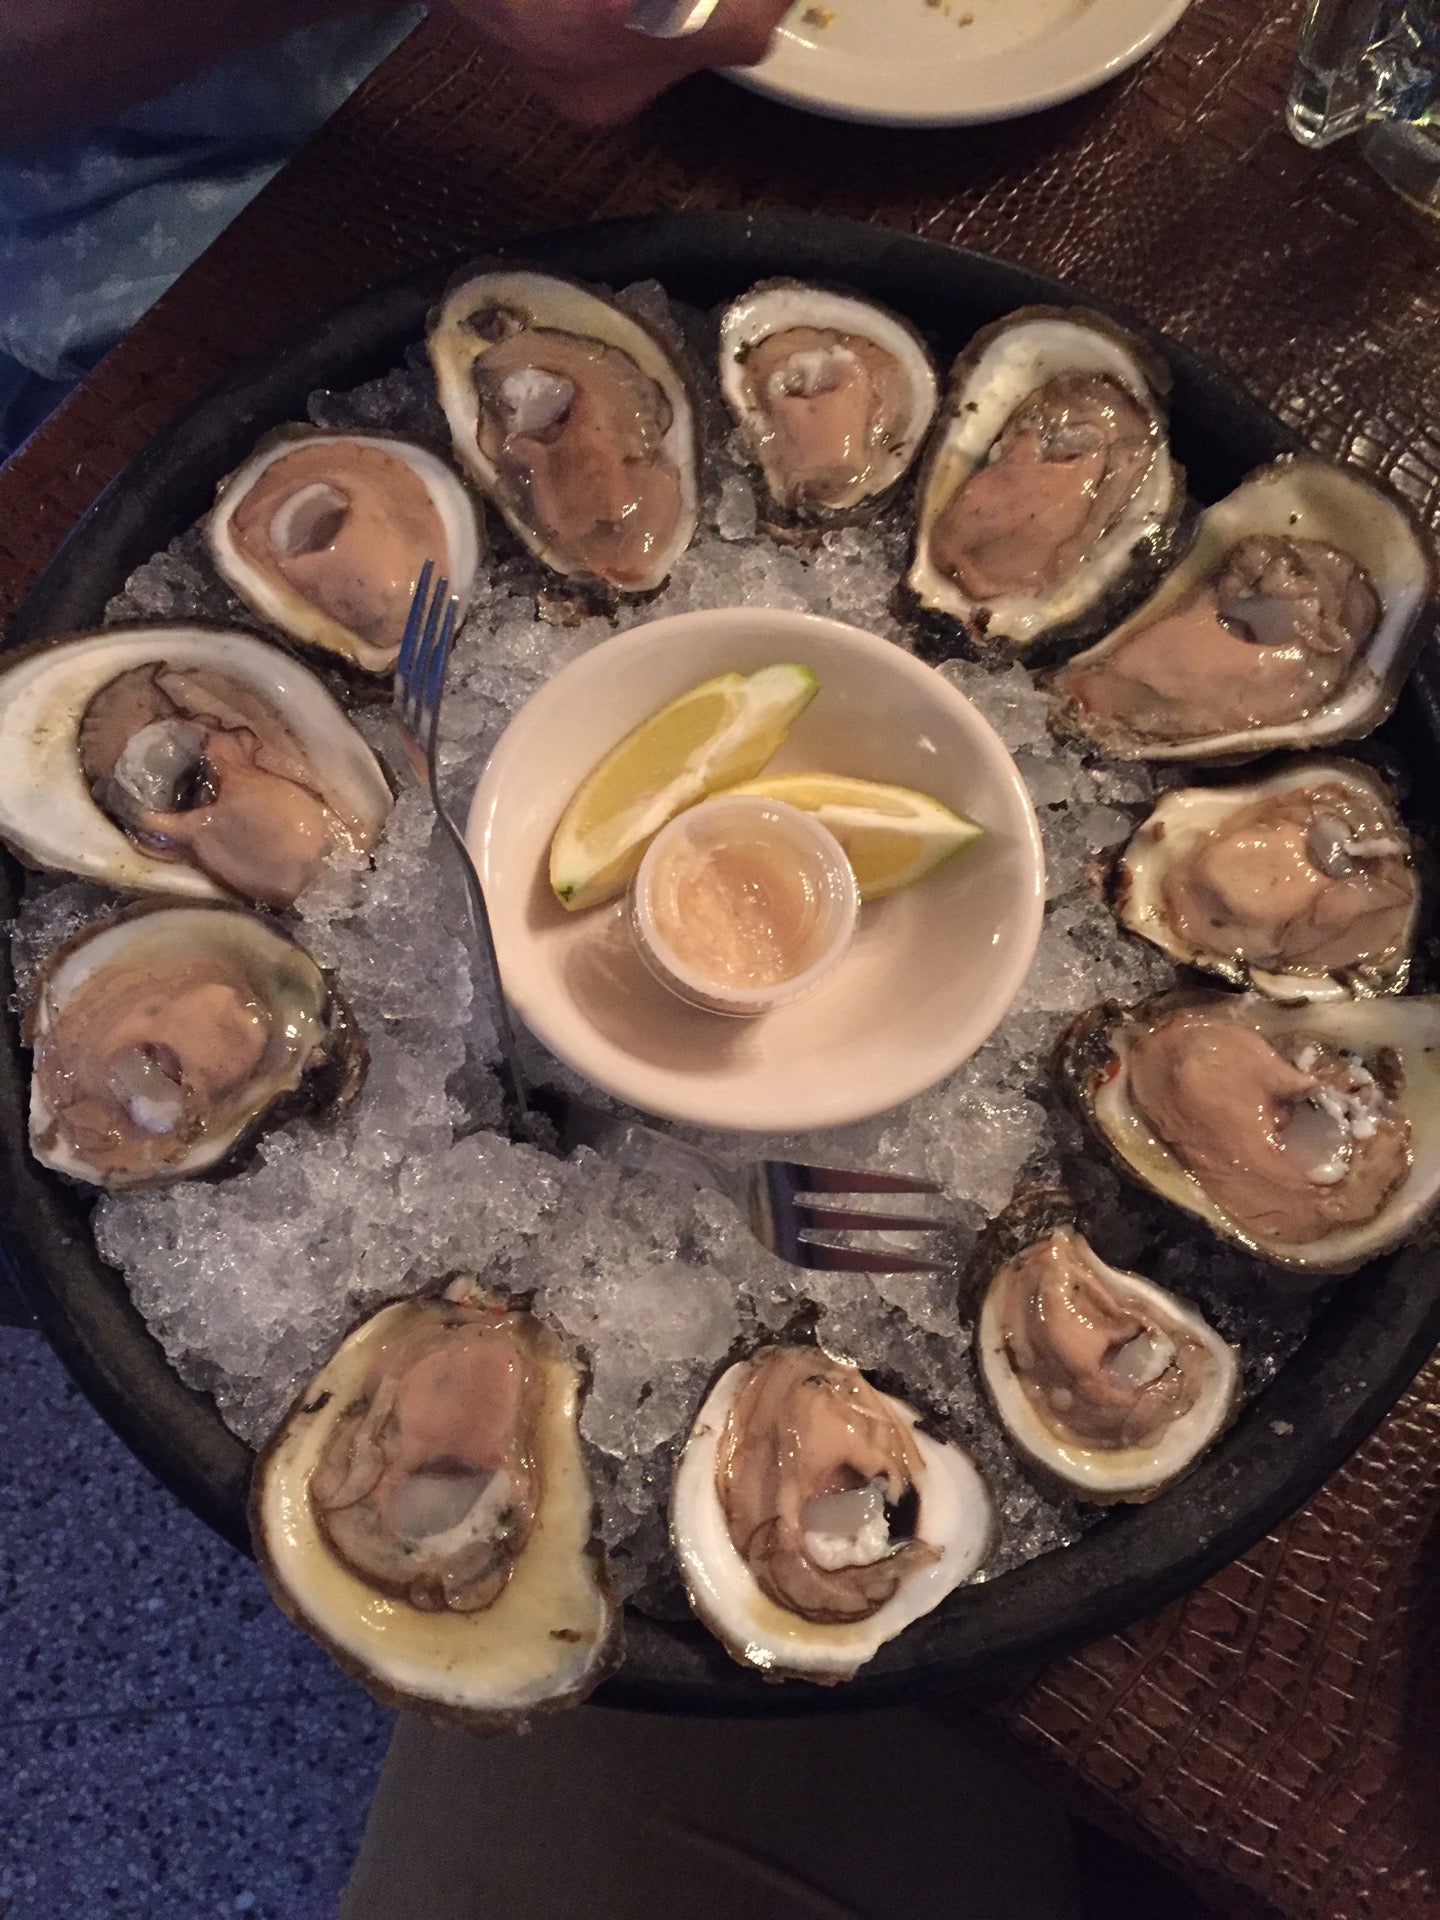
<box><xmin>720</xmin><ymin>772</ymin><xmax>982</xmax><ymax>899</ymax></box>
<box><xmin>549</xmin><ymin>664</ymin><xmax>819</xmax><ymax>910</ymax></box>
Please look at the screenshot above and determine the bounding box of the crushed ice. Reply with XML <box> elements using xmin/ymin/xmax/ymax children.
<box><xmin>14</xmin><ymin>293</ymin><xmax>1315</xmax><ymax>1603</ymax></box>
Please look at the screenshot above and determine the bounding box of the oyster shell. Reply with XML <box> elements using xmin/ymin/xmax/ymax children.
<box><xmin>1059</xmin><ymin>989</ymin><xmax>1440</xmax><ymax>1275</ymax></box>
<box><xmin>1111</xmin><ymin>758</ymin><xmax>1419</xmax><ymax>999</ymax></box>
<box><xmin>0</xmin><ymin>627</ymin><xmax>392</xmax><ymax>908</ymax></box>
<box><xmin>1050</xmin><ymin>456</ymin><xmax>1437</xmax><ymax>760</ymax></box>
<box><xmin>428</xmin><ymin>269</ymin><xmax>700</xmax><ymax>594</ymax></box>
<box><xmin>26</xmin><ymin>903</ymin><xmax>363</xmax><ymax>1188</ymax></box>
<box><xmin>907</xmin><ymin>307</ymin><xmax>1183</xmax><ymax>656</ymax></box>
<box><xmin>974</xmin><ymin>1193</ymin><xmax>1239</xmax><ymax>1503</ymax></box>
<box><xmin>718</xmin><ymin>280</ymin><xmax>938</xmax><ymax>522</ymax></box>
<box><xmin>251</xmin><ymin>1283</ymin><xmax>620</xmax><ymax>1729</ymax></box>
<box><xmin>207</xmin><ymin>427</ymin><xmax>483</xmax><ymax>674</ymax></box>
<box><xmin>670</xmin><ymin>1342</ymin><xmax>993</xmax><ymax>1684</ymax></box>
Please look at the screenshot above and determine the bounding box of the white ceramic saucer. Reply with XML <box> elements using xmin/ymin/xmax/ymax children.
<box><xmin>467</xmin><ymin>609</ymin><xmax>1044</xmax><ymax>1134</ymax></box>
<box><xmin>731</xmin><ymin>0</ymin><xmax>1191</xmax><ymax>128</ymax></box>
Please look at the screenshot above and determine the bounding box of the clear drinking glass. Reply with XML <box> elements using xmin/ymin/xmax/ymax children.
<box><xmin>1287</xmin><ymin>0</ymin><xmax>1440</xmax><ymax>213</ymax></box>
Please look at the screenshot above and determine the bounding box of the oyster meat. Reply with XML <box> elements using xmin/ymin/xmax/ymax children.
<box><xmin>907</xmin><ymin>308</ymin><xmax>1182</xmax><ymax>655</ymax></box>
<box><xmin>251</xmin><ymin>1283</ymin><xmax>620</xmax><ymax>1728</ymax></box>
<box><xmin>207</xmin><ymin>428</ymin><xmax>483</xmax><ymax>674</ymax></box>
<box><xmin>671</xmin><ymin>1343</ymin><xmax>993</xmax><ymax>1683</ymax></box>
<box><xmin>975</xmin><ymin>1198</ymin><xmax>1239</xmax><ymax>1503</ymax></box>
<box><xmin>1060</xmin><ymin>989</ymin><xmax>1440</xmax><ymax>1275</ymax></box>
<box><xmin>718</xmin><ymin>281</ymin><xmax>938</xmax><ymax>522</ymax></box>
<box><xmin>0</xmin><ymin>627</ymin><xmax>391</xmax><ymax>907</ymax></box>
<box><xmin>27</xmin><ymin>904</ymin><xmax>363</xmax><ymax>1188</ymax></box>
<box><xmin>428</xmin><ymin>269</ymin><xmax>699</xmax><ymax>593</ymax></box>
<box><xmin>1113</xmin><ymin>759</ymin><xmax>1419</xmax><ymax>999</ymax></box>
<box><xmin>1051</xmin><ymin>457</ymin><xmax>1436</xmax><ymax>760</ymax></box>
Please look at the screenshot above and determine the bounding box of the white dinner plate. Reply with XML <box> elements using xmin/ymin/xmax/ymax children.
<box><xmin>731</xmin><ymin>0</ymin><xmax>1191</xmax><ymax>127</ymax></box>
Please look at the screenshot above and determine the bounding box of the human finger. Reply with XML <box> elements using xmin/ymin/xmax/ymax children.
<box><xmin>444</xmin><ymin>0</ymin><xmax>791</xmax><ymax>123</ymax></box>
<box><xmin>445</xmin><ymin>0</ymin><xmax>636</xmax><ymax>69</ymax></box>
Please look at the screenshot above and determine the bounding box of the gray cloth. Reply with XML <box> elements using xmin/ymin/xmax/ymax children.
<box><xmin>341</xmin><ymin>1704</ymin><xmax>1082</xmax><ymax>1920</ymax></box>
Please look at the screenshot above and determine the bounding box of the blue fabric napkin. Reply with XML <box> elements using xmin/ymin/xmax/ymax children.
<box><xmin>0</xmin><ymin>7</ymin><xmax>421</xmax><ymax>459</ymax></box>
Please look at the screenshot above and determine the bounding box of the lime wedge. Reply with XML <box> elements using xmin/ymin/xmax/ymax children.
<box><xmin>549</xmin><ymin>663</ymin><xmax>819</xmax><ymax>910</ymax></box>
<box><xmin>720</xmin><ymin>771</ymin><xmax>981</xmax><ymax>899</ymax></box>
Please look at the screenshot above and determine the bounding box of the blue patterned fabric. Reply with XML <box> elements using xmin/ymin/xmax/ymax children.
<box><xmin>0</xmin><ymin>8</ymin><xmax>421</xmax><ymax>459</ymax></box>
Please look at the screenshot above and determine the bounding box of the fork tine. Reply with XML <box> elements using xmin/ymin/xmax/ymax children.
<box><xmin>793</xmin><ymin>1203</ymin><xmax>948</xmax><ymax>1234</ymax></box>
<box><xmin>406</xmin><ymin>573</ymin><xmax>446</xmax><ymax>735</ymax></box>
<box><xmin>790</xmin><ymin>1164</ymin><xmax>941</xmax><ymax>1197</ymax></box>
<box><xmin>398</xmin><ymin>584</ymin><xmax>433</xmax><ymax>732</ymax></box>
<box><xmin>794</xmin><ymin>1239</ymin><xmax>944</xmax><ymax>1275</ymax></box>
<box><xmin>421</xmin><ymin>582</ymin><xmax>457</xmax><ymax>752</ymax></box>
<box><xmin>395</xmin><ymin>560</ymin><xmax>434</xmax><ymax>700</ymax></box>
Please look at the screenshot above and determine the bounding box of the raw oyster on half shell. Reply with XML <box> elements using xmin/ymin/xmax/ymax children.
<box><xmin>208</xmin><ymin>427</ymin><xmax>483</xmax><ymax>674</ymax></box>
<box><xmin>0</xmin><ymin>627</ymin><xmax>392</xmax><ymax>908</ymax></box>
<box><xmin>907</xmin><ymin>307</ymin><xmax>1183</xmax><ymax>656</ymax></box>
<box><xmin>428</xmin><ymin>268</ymin><xmax>700</xmax><ymax>594</ymax></box>
<box><xmin>671</xmin><ymin>1342</ymin><xmax>993</xmax><ymax>1683</ymax></box>
<box><xmin>1059</xmin><ymin>989</ymin><xmax>1440</xmax><ymax>1275</ymax></box>
<box><xmin>1050</xmin><ymin>457</ymin><xmax>1436</xmax><ymax>760</ymax></box>
<box><xmin>26</xmin><ymin>904</ymin><xmax>363</xmax><ymax>1188</ymax></box>
<box><xmin>974</xmin><ymin>1194</ymin><xmax>1239</xmax><ymax>1503</ymax></box>
<box><xmin>251</xmin><ymin>1282</ymin><xmax>620</xmax><ymax>1729</ymax></box>
<box><xmin>1111</xmin><ymin>759</ymin><xmax>1419</xmax><ymax>999</ymax></box>
<box><xmin>718</xmin><ymin>280</ymin><xmax>938</xmax><ymax>522</ymax></box>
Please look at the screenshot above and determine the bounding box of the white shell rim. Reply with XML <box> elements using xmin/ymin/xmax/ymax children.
<box><xmin>1054</xmin><ymin>457</ymin><xmax>1438</xmax><ymax>761</ymax></box>
<box><xmin>670</xmin><ymin>1353</ymin><xmax>994</xmax><ymax>1680</ymax></box>
<box><xmin>907</xmin><ymin>312</ymin><xmax>1178</xmax><ymax>645</ymax></box>
<box><xmin>207</xmin><ymin>429</ymin><xmax>482</xmax><ymax>674</ymax></box>
<box><xmin>0</xmin><ymin>625</ymin><xmax>393</xmax><ymax>900</ymax></box>
<box><xmin>1086</xmin><ymin>993</ymin><xmax>1440</xmax><ymax>1274</ymax></box>
<box><xmin>251</xmin><ymin>1297</ymin><xmax>619</xmax><ymax>1722</ymax></box>
<box><xmin>27</xmin><ymin>905</ymin><xmax>334</xmax><ymax>1185</ymax></box>
<box><xmin>717</xmin><ymin>283</ymin><xmax>940</xmax><ymax>513</ymax></box>
<box><xmin>1114</xmin><ymin>759</ymin><xmax>1419</xmax><ymax>998</ymax></box>
<box><xmin>427</xmin><ymin>269</ymin><xmax>700</xmax><ymax>593</ymax></box>
<box><xmin>976</xmin><ymin>1229</ymin><xmax>1240</xmax><ymax>1501</ymax></box>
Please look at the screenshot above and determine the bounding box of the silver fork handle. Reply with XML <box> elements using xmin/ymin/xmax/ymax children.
<box><xmin>432</xmin><ymin>804</ymin><xmax>535</xmax><ymax>1135</ymax></box>
<box><xmin>559</xmin><ymin>1103</ymin><xmax>741</xmax><ymax>1207</ymax></box>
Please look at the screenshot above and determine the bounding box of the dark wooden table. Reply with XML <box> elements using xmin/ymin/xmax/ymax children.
<box><xmin>2</xmin><ymin>5</ymin><xmax>1439</xmax><ymax>1914</ymax></box>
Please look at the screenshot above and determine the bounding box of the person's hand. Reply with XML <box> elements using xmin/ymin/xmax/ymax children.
<box><xmin>442</xmin><ymin>0</ymin><xmax>794</xmax><ymax>123</ymax></box>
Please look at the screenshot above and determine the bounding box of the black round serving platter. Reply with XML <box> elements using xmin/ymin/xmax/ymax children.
<box><xmin>5</xmin><ymin>210</ymin><xmax>1440</xmax><ymax>1716</ymax></box>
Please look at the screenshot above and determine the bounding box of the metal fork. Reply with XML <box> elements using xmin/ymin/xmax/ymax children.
<box><xmin>626</xmin><ymin>0</ymin><xmax>725</xmax><ymax>35</ymax></box>
<box><xmin>625</xmin><ymin>0</ymin><xmax>725</xmax><ymax>33</ymax></box>
<box><xmin>395</xmin><ymin>565</ymin><xmax>948</xmax><ymax>1277</ymax></box>
<box><xmin>394</xmin><ymin>561</ymin><xmax>534</xmax><ymax>1131</ymax></box>
<box><xmin>548</xmin><ymin>1100</ymin><xmax>947</xmax><ymax>1274</ymax></box>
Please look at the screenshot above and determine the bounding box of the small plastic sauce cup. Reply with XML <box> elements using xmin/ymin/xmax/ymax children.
<box><xmin>630</xmin><ymin>796</ymin><xmax>859</xmax><ymax>1017</ymax></box>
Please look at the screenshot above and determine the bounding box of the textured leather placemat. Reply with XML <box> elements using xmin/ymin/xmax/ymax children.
<box><xmin>1010</xmin><ymin>1359</ymin><xmax>1440</xmax><ymax>1918</ymax></box>
<box><xmin>2</xmin><ymin>3</ymin><xmax>1438</xmax><ymax>1914</ymax></box>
